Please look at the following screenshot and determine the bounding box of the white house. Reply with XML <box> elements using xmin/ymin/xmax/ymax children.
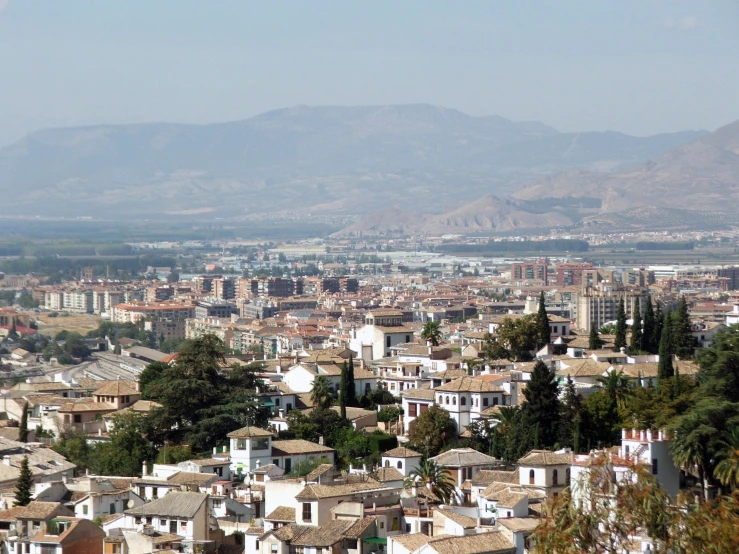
<box><xmin>381</xmin><ymin>446</ymin><xmax>423</xmax><ymax>477</ymax></box>
<box><xmin>349</xmin><ymin>310</ymin><xmax>415</xmax><ymax>361</ymax></box>
<box><xmin>433</xmin><ymin>377</ymin><xmax>509</xmax><ymax>430</ymax></box>
<box><xmin>227</xmin><ymin>425</ymin><xmax>335</xmax><ymax>475</ymax></box>
<box><xmin>119</xmin><ymin>491</ymin><xmax>211</xmax><ymax>541</ymax></box>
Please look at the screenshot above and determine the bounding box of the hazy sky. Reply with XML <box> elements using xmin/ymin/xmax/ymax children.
<box><xmin>0</xmin><ymin>0</ymin><xmax>738</xmax><ymax>146</ymax></box>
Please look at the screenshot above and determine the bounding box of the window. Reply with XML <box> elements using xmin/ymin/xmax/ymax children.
<box><xmin>110</xmin><ymin>503</ymin><xmax>116</xmax><ymax>514</ymax></box>
<box><xmin>135</xmin><ymin>517</ymin><xmax>142</xmax><ymax>525</ymax></box>
<box><xmin>652</xmin><ymin>458</ymin><xmax>659</xmax><ymax>475</ymax></box>
<box><xmin>552</xmin><ymin>469</ymin><xmax>559</xmax><ymax>485</ymax></box>
<box><xmin>483</xmin><ymin>398</ymin><xmax>489</xmax><ymax>407</ymax></box>
<box><xmin>379</xmin><ymin>521</ymin><xmax>384</xmax><ymax>529</ymax></box>
<box><xmin>302</xmin><ymin>503</ymin><xmax>312</xmax><ymax>522</ymax></box>
<box><xmin>529</xmin><ymin>469</ymin><xmax>535</xmax><ymax>485</ymax></box>
<box><xmin>385</xmin><ymin>460</ymin><xmax>390</xmax><ymax>467</ymax></box>
<box><xmin>255</xmin><ymin>540</ymin><xmax>260</xmax><ymax>552</ymax></box>
<box><xmin>170</xmin><ymin>521</ymin><xmax>177</xmax><ymax>534</ymax></box>
<box><xmin>74</xmin><ymin>414</ymin><xmax>82</xmax><ymax>423</ymax></box>
<box><xmin>289</xmin><ymin>547</ymin><xmax>305</xmax><ymax>554</ymax></box>
<box><xmin>273</xmin><ymin>459</ymin><xmax>280</xmax><ymax>466</ymax></box>
<box><xmin>493</xmin><ymin>397</ymin><xmax>499</xmax><ymax>406</ymax></box>
<box><xmin>252</xmin><ymin>438</ymin><xmax>270</xmax><ymax>451</ymax></box>
<box><xmin>213</xmin><ymin>499</ymin><xmax>222</xmax><ymax>508</ymax></box>
<box><xmin>83</xmin><ymin>505</ymin><xmax>88</xmax><ymax>515</ymax></box>
<box><xmin>461</xmin><ymin>397</ymin><xmax>466</xmax><ymax>406</ymax></box>
<box><xmin>271</xmin><ymin>546</ymin><xmax>278</xmax><ymax>554</ymax></box>
<box><xmin>392</xmin><ymin>517</ymin><xmax>399</xmax><ymax>531</ymax></box>
<box><xmin>405</xmin><ymin>524</ymin><xmax>412</xmax><ymax>533</ymax></box>
<box><xmin>160</xmin><ymin>519</ymin><xmax>167</xmax><ymax>527</ymax></box>
<box><xmin>139</xmin><ymin>486</ymin><xmax>145</xmax><ymax>497</ymax></box>
<box><xmin>566</xmin><ymin>468</ymin><xmax>571</xmax><ymax>485</ymax></box>
<box><xmin>386</xmin><ymin>336</ymin><xmax>391</xmax><ymax>348</ymax></box>
<box><xmin>181</xmin><ymin>521</ymin><xmax>187</xmax><ymax>532</ymax></box>
<box><xmin>625</xmin><ymin>445</ymin><xmax>630</xmax><ymax>456</ymax></box>
<box><xmin>406</xmin><ymin>335</ymin><xmax>410</xmax><ymax>343</ymax></box>
<box><xmin>236</xmin><ymin>439</ymin><xmax>247</xmax><ymax>450</ymax></box>
<box><xmin>445</xmin><ymin>396</ymin><xmax>449</xmax><ymax>405</ymax></box>
<box><xmin>397</xmin><ymin>461</ymin><xmax>403</xmax><ymax>470</ymax></box>
<box><xmin>146</xmin><ymin>517</ymin><xmax>153</xmax><ymax>525</ymax></box>
<box><xmin>452</xmin><ymin>397</ymin><xmax>456</xmax><ymax>406</ymax></box>
<box><xmin>408</xmin><ymin>403</ymin><xmax>417</xmax><ymax>417</ymax></box>
<box><xmin>285</xmin><ymin>459</ymin><xmax>292</xmax><ymax>474</ymax></box>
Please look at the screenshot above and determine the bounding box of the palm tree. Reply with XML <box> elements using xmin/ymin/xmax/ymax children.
<box><xmin>310</xmin><ymin>376</ymin><xmax>334</xmax><ymax>410</ymax></box>
<box><xmin>596</xmin><ymin>369</ymin><xmax>631</xmax><ymax>409</ymax></box>
<box><xmin>715</xmin><ymin>428</ymin><xmax>739</xmax><ymax>490</ymax></box>
<box><xmin>465</xmin><ymin>358</ymin><xmax>484</xmax><ymax>376</ymax></box>
<box><xmin>670</xmin><ymin>412</ymin><xmax>717</xmax><ymax>500</ymax></box>
<box><xmin>421</xmin><ymin>321</ymin><xmax>442</xmax><ymax>347</ymax></box>
<box><xmin>406</xmin><ymin>458</ymin><xmax>456</xmax><ymax>504</ymax></box>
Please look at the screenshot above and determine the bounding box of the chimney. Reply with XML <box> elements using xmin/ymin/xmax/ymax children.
<box><xmin>255</xmin><ymin>459</ymin><xmax>261</xmax><ymax>468</ymax></box>
<box><xmin>142</xmin><ymin>460</ymin><xmax>148</xmax><ymax>476</ymax></box>
<box><xmin>62</xmin><ymin>475</ymin><xmax>67</xmax><ymax>484</ymax></box>
<box><xmin>2</xmin><ymin>456</ymin><xmax>10</xmax><ymax>466</ymax></box>
<box><xmin>213</xmin><ymin>447</ymin><xmax>217</xmax><ymax>455</ymax></box>
<box><xmin>278</xmin><ymin>409</ymin><xmax>284</xmax><ymax>419</ymax></box>
<box><xmin>134</xmin><ymin>379</ymin><xmax>141</xmax><ymax>392</ymax></box>
<box><xmin>318</xmin><ymin>436</ymin><xmax>324</xmax><ymax>446</ymax></box>
<box><xmin>412</xmin><ymin>484</ymin><xmax>418</xmax><ymax>497</ymax></box>
<box><xmin>621</xmin><ymin>429</ymin><xmax>627</xmax><ymax>440</ymax></box>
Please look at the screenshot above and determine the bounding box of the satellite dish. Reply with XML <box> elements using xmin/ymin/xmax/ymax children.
<box><xmin>127</xmin><ymin>499</ymin><xmax>135</xmax><ymax>509</ymax></box>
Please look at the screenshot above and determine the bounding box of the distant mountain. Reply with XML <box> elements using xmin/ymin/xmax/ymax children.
<box><xmin>513</xmin><ymin>119</ymin><xmax>739</xmax><ymax>227</ymax></box>
<box><xmin>0</xmin><ymin>104</ymin><xmax>705</xmax><ymax>218</ymax></box>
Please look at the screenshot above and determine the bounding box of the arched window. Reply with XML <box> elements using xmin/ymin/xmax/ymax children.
<box><xmin>529</xmin><ymin>469</ymin><xmax>535</xmax><ymax>485</ymax></box>
<box><xmin>384</xmin><ymin>460</ymin><xmax>390</xmax><ymax>467</ymax></box>
<box><xmin>397</xmin><ymin>461</ymin><xmax>403</xmax><ymax>470</ymax></box>
<box><xmin>452</xmin><ymin>397</ymin><xmax>457</xmax><ymax>406</ymax></box>
<box><xmin>461</xmin><ymin>397</ymin><xmax>467</xmax><ymax>406</ymax></box>
<box><xmin>445</xmin><ymin>396</ymin><xmax>450</xmax><ymax>405</ymax></box>
<box><xmin>566</xmin><ymin>468</ymin><xmax>571</xmax><ymax>484</ymax></box>
<box><xmin>552</xmin><ymin>469</ymin><xmax>559</xmax><ymax>485</ymax></box>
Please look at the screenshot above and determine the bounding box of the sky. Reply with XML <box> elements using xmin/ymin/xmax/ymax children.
<box><xmin>0</xmin><ymin>0</ymin><xmax>738</xmax><ymax>146</ymax></box>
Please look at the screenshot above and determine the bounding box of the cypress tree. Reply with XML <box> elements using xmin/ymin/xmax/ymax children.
<box><xmin>658</xmin><ymin>315</ymin><xmax>674</xmax><ymax>380</ymax></box>
<box><xmin>588</xmin><ymin>325</ymin><xmax>603</xmax><ymax>350</ymax></box>
<box><xmin>651</xmin><ymin>304</ymin><xmax>664</xmax><ymax>355</ymax></box>
<box><xmin>339</xmin><ymin>361</ymin><xmax>348</xmax><ymax>419</ymax></box>
<box><xmin>642</xmin><ymin>296</ymin><xmax>655</xmax><ymax>352</ymax></box>
<box><xmin>14</xmin><ymin>456</ymin><xmax>33</xmax><ymax>506</ymax></box>
<box><xmin>347</xmin><ymin>354</ymin><xmax>356</xmax><ymax>407</ymax></box>
<box><xmin>614</xmin><ymin>298</ymin><xmax>627</xmax><ymax>352</ymax></box>
<box><xmin>18</xmin><ymin>402</ymin><xmax>28</xmax><ymax>443</ymax></box>
<box><xmin>629</xmin><ymin>298</ymin><xmax>642</xmax><ymax>353</ymax></box>
<box><xmin>672</xmin><ymin>364</ymin><xmax>681</xmax><ymax>399</ymax></box>
<box><xmin>521</xmin><ymin>361</ymin><xmax>560</xmax><ymax>448</ymax></box>
<box><xmin>537</xmin><ymin>292</ymin><xmax>551</xmax><ymax>347</ymax></box>
<box><xmin>672</xmin><ymin>296</ymin><xmax>694</xmax><ymax>359</ymax></box>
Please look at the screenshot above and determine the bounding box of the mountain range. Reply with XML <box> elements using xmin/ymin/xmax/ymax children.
<box><xmin>0</xmin><ymin>104</ymin><xmax>708</xmax><ymax>223</ymax></box>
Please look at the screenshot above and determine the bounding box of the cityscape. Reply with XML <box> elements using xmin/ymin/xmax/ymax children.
<box><xmin>0</xmin><ymin>2</ymin><xmax>738</xmax><ymax>554</ymax></box>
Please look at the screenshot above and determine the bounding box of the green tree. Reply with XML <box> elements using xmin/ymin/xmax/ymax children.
<box><xmin>521</xmin><ymin>361</ymin><xmax>560</xmax><ymax>448</ymax></box>
<box><xmin>658</xmin><ymin>315</ymin><xmax>674</xmax><ymax>380</ymax></box>
<box><xmin>482</xmin><ymin>315</ymin><xmax>538</xmax><ymax>362</ymax></box>
<box><xmin>642</xmin><ymin>295</ymin><xmax>655</xmax><ymax>353</ymax></box>
<box><xmin>715</xmin><ymin>428</ymin><xmax>739</xmax><ymax>490</ymax></box>
<box><xmin>651</xmin><ymin>303</ymin><xmax>664</xmax><ymax>355</ymax></box>
<box><xmin>14</xmin><ymin>456</ymin><xmax>33</xmax><ymax>506</ymax></box>
<box><xmin>88</xmin><ymin>412</ymin><xmax>155</xmax><ymax>477</ymax></box>
<box><xmin>588</xmin><ymin>326</ymin><xmax>603</xmax><ymax>351</ymax></box>
<box><xmin>613</xmin><ymin>298</ymin><xmax>627</xmax><ymax>352</ymax></box>
<box><xmin>18</xmin><ymin>402</ymin><xmax>29</xmax><ymax>443</ymax></box>
<box><xmin>696</xmin><ymin>325</ymin><xmax>739</xmax><ymax>402</ymax></box>
<box><xmin>310</xmin><ymin>376</ymin><xmax>334</xmax><ymax>410</ymax></box>
<box><xmin>629</xmin><ymin>298</ymin><xmax>642</xmax><ymax>353</ymax></box>
<box><xmin>406</xmin><ymin>459</ymin><xmax>456</xmax><ymax>504</ymax></box>
<box><xmin>139</xmin><ymin>361</ymin><xmax>168</xmax><ymax>400</ymax></box>
<box><xmin>346</xmin><ymin>354</ymin><xmax>356</xmax><ymax>407</ymax></box>
<box><xmin>558</xmin><ymin>376</ymin><xmax>582</xmax><ymax>450</ymax></box>
<box><xmin>53</xmin><ymin>429</ymin><xmax>90</xmax><ymax>470</ymax></box>
<box><xmin>672</xmin><ymin>295</ymin><xmax>695</xmax><ymax>359</ymax></box>
<box><xmin>536</xmin><ymin>291</ymin><xmax>551</xmax><ymax>347</ymax></box>
<box><xmin>421</xmin><ymin>321</ymin><xmax>442</xmax><ymax>347</ymax></box>
<box><xmin>339</xmin><ymin>361</ymin><xmax>348</xmax><ymax>419</ymax></box>
<box><xmin>596</xmin><ymin>368</ymin><xmax>631</xmax><ymax>410</ymax></box>
<box><xmin>408</xmin><ymin>405</ymin><xmax>457</xmax><ymax>457</ymax></box>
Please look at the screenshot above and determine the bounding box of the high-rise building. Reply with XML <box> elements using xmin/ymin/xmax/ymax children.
<box><xmin>511</xmin><ymin>262</ymin><xmax>548</xmax><ymax>284</ymax></box>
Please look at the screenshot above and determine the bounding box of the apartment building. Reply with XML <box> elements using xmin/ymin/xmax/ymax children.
<box><xmin>575</xmin><ymin>286</ymin><xmax>649</xmax><ymax>332</ymax></box>
<box><xmin>511</xmin><ymin>262</ymin><xmax>548</xmax><ymax>284</ymax></box>
<box><xmin>111</xmin><ymin>302</ymin><xmax>195</xmax><ymax>324</ymax></box>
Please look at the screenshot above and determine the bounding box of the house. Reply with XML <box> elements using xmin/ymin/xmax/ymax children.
<box><xmin>9</xmin><ymin>516</ymin><xmax>105</xmax><ymax>554</ymax></box>
<box><xmin>0</xmin><ymin>438</ymin><xmax>76</xmax><ymax>489</ymax></box>
<box><xmin>517</xmin><ymin>449</ymin><xmax>573</xmax><ymax>498</ymax></box>
<box><xmin>387</xmin><ymin>531</ymin><xmax>515</xmax><ymax>554</ymax></box>
<box><xmin>400</xmin><ymin>388</ymin><xmax>436</xmax><ymax>434</ymax></box>
<box><xmin>381</xmin><ymin>447</ymin><xmax>423</xmax><ymax>477</ymax></box>
<box><xmin>282</xmin><ymin>363</ymin><xmax>377</xmax><ymax>399</ymax></box>
<box><xmin>119</xmin><ymin>491</ymin><xmax>211</xmax><ymax>541</ymax></box>
<box><xmin>227</xmin><ymin>426</ymin><xmax>335</xmax><ymax>475</ymax></box>
<box><xmin>428</xmin><ymin>448</ymin><xmax>501</xmax><ymax>504</ymax></box>
<box><xmin>349</xmin><ymin>310</ymin><xmax>415</xmax><ymax>361</ymax></box>
<box><xmin>56</xmin><ymin>476</ymin><xmax>143</xmax><ymax>521</ymax></box>
<box><xmin>432</xmin><ymin>377</ymin><xmax>509</xmax><ymax>430</ymax></box>
<box><xmin>258</xmin><ymin>517</ymin><xmax>380</xmax><ymax>554</ymax></box>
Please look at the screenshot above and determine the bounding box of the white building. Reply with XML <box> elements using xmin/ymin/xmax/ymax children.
<box><xmin>349</xmin><ymin>310</ymin><xmax>415</xmax><ymax>361</ymax></box>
